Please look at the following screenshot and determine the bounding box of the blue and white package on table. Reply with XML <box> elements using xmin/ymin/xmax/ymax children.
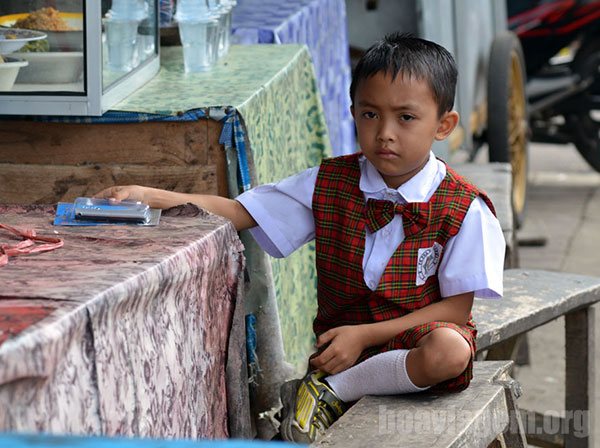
<box><xmin>74</xmin><ymin>197</ymin><xmax>149</xmax><ymax>222</ymax></box>
<box><xmin>54</xmin><ymin>197</ymin><xmax>161</xmax><ymax>226</ymax></box>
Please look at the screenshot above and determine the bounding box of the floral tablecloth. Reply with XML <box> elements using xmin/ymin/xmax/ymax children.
<box><xmin>232</xmin><ymin>0</ymin><xmax>355</xmax><ymax>156</ymax></box>
<box><xmin>0</xmin><ymin>205</ymin><xmax>246</xmax><ymax>439</ymax></box>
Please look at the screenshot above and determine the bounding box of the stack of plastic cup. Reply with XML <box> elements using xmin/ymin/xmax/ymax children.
<box><xmin>176</xmin><ymin>0</ymin><xmax>219</xmax><ymax>72</ymax></box>
<box><xmin>206</xmin><ymin>0</ymin><xmax>226</xmax><ymax>59</ymax></box>
<box><xmin>138</xmin><ymin>18</ymin><xmax>156</xmax><ymax>63</ymax></box>
<box><xmin>212</xmin><ymin>0</ymin><xmax>236</xmax><ymax>59</ymax></box>
<box><xmin>105</xmin><ymin>0</ymin><xmax>149</xmax><ymax>71</ymax></box>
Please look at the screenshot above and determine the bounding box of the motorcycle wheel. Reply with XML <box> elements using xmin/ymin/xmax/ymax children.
<box><xmin>566</xmin><ymin>36</ymin><xmax>600</xmax><ymax>172</ymax></box>
<box><xmin>487</xmin><ymin>32</ymin><xmax>529</xmax><ymax>228</ymax></box>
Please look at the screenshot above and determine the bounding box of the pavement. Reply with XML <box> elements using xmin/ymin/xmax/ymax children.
<box><xmin>501</xmin><ymin>141</ymin><xmax>600</xmax><ymax>444</ymax></box>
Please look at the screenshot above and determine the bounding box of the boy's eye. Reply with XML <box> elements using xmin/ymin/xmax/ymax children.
<box><xmin>399</xmin><ymin>114</ymin><xmax>414</xmax><ymax>122</ymax></box>
<box><xmin>362</xmin><ymin>111</ymin><xmax>377</xmax><ymax>119</ymax></box>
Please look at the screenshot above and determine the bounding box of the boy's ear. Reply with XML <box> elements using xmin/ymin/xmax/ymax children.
<box><xmin>434</xmin><ymin>111</ymin><xmax>460</xmax><ymax>141</ymax></box>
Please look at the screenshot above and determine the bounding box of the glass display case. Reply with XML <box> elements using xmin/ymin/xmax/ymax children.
<box><xmin>0</xmin><ymin>0</ymin><xmax>159</xmax><ymax>115</ymax></box>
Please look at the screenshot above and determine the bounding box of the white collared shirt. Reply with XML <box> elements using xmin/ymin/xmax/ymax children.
<box><xmin>236</xmin><ymin>152</ymin><xmax>505</xmax><ymax>298</ymax></box>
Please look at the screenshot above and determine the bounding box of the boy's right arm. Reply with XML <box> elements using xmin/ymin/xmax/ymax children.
<box><xmin>94</xmin><ymin>185</ymin><xmax>257</xmax><ymax>231</ymax></box>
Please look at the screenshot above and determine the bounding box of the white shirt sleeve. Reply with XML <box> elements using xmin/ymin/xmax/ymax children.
<box><xmin>235</xmin><ymin>166</ymin><xmax>319</xmax><ymax>258</ymax></box>
<box><xmin>438</xmin><ymin>196</ymin><xmax>506</xmax><ymax>298</ymax></box>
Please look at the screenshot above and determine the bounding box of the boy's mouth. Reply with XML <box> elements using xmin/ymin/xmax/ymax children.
<box><xmin>375</xmin><ymin>148</ymin><xmax>398</xmax><ymax>158</ymax></box>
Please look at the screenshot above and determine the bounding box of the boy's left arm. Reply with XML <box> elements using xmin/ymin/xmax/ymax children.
<box><xmin>311</xmin><ymin>291</ymin><xmax>474</xmax><ymax>374</ymax></box>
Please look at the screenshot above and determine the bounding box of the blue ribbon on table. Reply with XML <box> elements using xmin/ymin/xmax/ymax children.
<box><xmin>218</xmin><ymin>109</ymin><xmax>252</xmax><ymax>192</ymax></box>
<box><xmin>7</xmin><ymin>109</ymin><xmax>209</xmax><ymax>124</ymax></box>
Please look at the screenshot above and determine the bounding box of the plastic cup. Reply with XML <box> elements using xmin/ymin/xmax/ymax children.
<box><xmin>216</xmin><ymin>5</ymin><xmax>232</xmax><ymax>59</ymax></box>
<box><xmin>137</xmin><ymin>20</ymin><xmax>156</xmax><ymax>62</ymax></box>
<box><xmin>177</xmin><ymin>0</ymin><xmax>213</xmax><ymax>20</ymax></box>
<box><xmin>105</xmin><ymin>0</ymin><xmax>148</xmax><ymax>71</ymax></box>
<box><xmin>214</xmin><ymin>0</ymin><xmax>236</xmax><ymax>58</ymax></box>
<box><xmin>109</xmin><ymin>0</ymin><xmax>149</xmax><ymax>21</ymax></box>
<box><xmin>203</xmin><ymin>0</ymin><xmax>231</xmax><ymax>60</ymax></box>
<box><xmin>178</xmin><ymin>19</ymin><xmax>219</xmax><ymax>72</ymax></box>
<box><xmin>105</xmin><ymin>18</ymin><xmax>140</xmax><ymax>72</ymax></box>
<box><xmin>175</xmin><ymin>0</ymin><xmax>220</xmax><ymax>72</ymax></box>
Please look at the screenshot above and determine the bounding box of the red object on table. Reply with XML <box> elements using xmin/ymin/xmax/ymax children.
<box><xmin>0</xmin><ymin>223</ymin><xmax>63</xmax><ymax>267</ymax></box>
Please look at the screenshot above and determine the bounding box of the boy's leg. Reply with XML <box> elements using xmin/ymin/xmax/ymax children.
<box><xmin>279</xmin><ymin>327</ymin><xmax>472</xmax><ymax>442</ymax></box>
<box><xmin>325</xmin><ymin>349</ymin><xmax>428</xmax><ymax>402</ymax></box>
<box><xmin>327</xmin><ymin>327</ymin><xmax>471</xmax><ymax>401</ymax></box>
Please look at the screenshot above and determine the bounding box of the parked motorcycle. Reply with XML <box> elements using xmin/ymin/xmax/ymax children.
<box><xmin>508</xmin><ymin>0</ymin><xmax>600</xmax><ymax>171</ymax></box>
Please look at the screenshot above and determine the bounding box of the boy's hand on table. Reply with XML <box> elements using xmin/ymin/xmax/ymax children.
<box><xmin>310</xmin><ymin>325</ymin><xmax>368</xmax><ymax>375</ymax></box>
<box><xmin>94</xmin><ymin>185</ymin><xmax>149</xmax><ymax>204</ymax></box>
<box><xmin>93</xmin><ymin>186</ymin><xmax>256</xmax><ymax>230</ymax></box>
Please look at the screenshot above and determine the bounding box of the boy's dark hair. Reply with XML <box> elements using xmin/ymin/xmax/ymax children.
<box><xmin>349</xmin><ymin>33</ymin><xmax>458</xmax><ymax>116</ymax></box>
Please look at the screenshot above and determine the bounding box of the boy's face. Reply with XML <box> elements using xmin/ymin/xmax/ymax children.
<box><xmin>351</xmin><ymin>71</ymin><xmax>458</xmax><ymax>189</ymax></box>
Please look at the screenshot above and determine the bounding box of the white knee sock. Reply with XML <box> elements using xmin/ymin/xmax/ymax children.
<box><xmin>325</xmin><ymin>349</ymin><xmax>429</xmax><ymax>403</ymax></box>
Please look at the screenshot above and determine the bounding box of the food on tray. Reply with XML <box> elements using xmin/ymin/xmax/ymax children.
<box><xmin>20</xmin><ymin>39</ymin><xmax>50</xmax><ymax>53</ymax></box>
<box><xmin>14</xmin><ymin>7</ymin><xmax>78</xmax><ymax>31</ymax></box>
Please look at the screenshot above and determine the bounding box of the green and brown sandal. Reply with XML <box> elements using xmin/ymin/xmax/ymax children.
<box><xmin>280</xmin><ymin>371</ymin><xmax>348</xmax><ymax>443</ymax></box>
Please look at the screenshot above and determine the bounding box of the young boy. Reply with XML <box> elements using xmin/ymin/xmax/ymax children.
<box><xmin>95</xmin><ymin>33</ymin><xmax>504</xmax><ymax>443</ymax></box>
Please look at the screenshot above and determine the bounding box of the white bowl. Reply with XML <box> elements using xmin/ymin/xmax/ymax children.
<box><xmin>13</xmin><ymin>52</ymin><xmax>83</xmax><ymax>84</ymax></box>
<box><xmin>0</xmin><ymin>56</ymin><xmax>28</xmax><ymax>90</ymax></box>
<box><xmin>0</xmin><ymin>28</ymin><xmax>46</xmax><ymax>54</ymax></box>
<box><xmin>45</xmin><ymin>28</ymin><xmax>84</xmax><ymax>51</ymax></box>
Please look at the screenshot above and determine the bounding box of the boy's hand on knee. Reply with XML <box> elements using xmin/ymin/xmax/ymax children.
<box><xmin>94</xmin><ymin>185</ymin><xmax>149</xmax><ymax>204</ymax></box>
<box><xmin>310</xmin><ymin>325</ymin><xmax>367</xmax><ymax>375</ymax></box>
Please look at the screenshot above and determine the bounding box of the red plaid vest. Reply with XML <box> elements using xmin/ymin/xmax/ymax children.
<box><xmin>312</xmin><ymin>154</ymin><xmax>496</xmax><ymax>339</ymax></box>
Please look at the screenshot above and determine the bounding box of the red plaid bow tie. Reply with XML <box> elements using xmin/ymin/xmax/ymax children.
<box><xmin>364</xmin><ymin>198</ymin><xmax>431</xmax><ymax>236</ymax></box>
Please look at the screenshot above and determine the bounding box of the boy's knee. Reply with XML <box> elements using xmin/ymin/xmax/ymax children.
<box><xmin>420</xmin><ymin>329</ymin><xmax>471</xmax><ymax>380</ymax></box>
<box><xmin>443</xmin><ymin>347</ymin><xmax>471</xmax><ymax>378</ymax></box>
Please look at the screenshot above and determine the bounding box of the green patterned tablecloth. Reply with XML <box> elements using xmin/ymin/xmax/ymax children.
<box><xmin>114</xmin><ymin>45</ymin><xmax>320</xmax><ymax>119</ymax></box>
<box><xmin>114</xmin><ymin>45</ymin><xmax>332</xmax><ymax>371</ymax></box>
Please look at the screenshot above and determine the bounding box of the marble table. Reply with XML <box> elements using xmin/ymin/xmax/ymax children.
<box><xmin>0</xmin><ymin>204</ymin><xmax>248</xmax><ymax>439</ymax></box>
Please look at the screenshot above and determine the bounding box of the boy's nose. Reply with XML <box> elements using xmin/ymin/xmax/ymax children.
<box><xmin>376</xmin><ymin>122</ymin><xmax>396</xmax><ymax>143</ymax></box>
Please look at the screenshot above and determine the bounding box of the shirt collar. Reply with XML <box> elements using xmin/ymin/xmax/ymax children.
<box><xmin>359</xmin><ymin>152</ymin><xmax>442</xmax><ymax>202</ymax></box>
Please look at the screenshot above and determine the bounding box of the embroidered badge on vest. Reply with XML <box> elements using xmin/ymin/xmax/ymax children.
<box><xmin>416</xmin><ymin>242</ymin><xmax>442</xmax><ymax>286</ymax></box>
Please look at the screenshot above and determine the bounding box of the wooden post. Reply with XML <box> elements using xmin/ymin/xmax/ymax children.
<box><xmin>565</xmin><ymin>306</ymin><xmax>595</xmax><ymax>448</ymax></box>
